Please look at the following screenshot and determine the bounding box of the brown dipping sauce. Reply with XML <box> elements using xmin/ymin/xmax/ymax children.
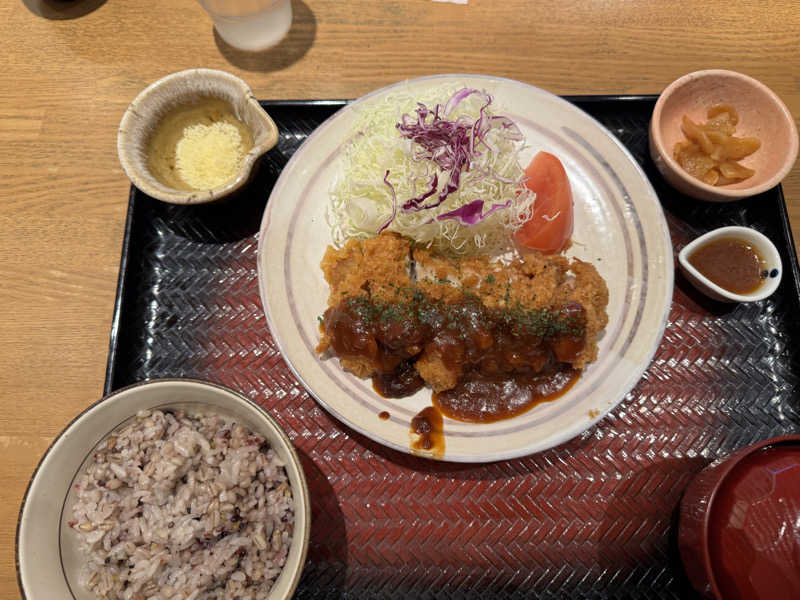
<box><xmin>410</xmin><ymin>406</ymin><xmax>444</xmax><ymax>458</ymax></box>
<box><xmin>688</xmin><ymin>237</ymin><xmax>766</xmax><ymax>295</ymax></box>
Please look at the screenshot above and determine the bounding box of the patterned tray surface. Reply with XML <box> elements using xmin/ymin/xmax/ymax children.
<box><xmin>106</xmin><ymin>97</ymin><xmax>800</xmax><ymax>599</ymax></box>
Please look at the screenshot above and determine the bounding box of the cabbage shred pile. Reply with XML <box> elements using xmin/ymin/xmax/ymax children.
<box><xmin>328</xmin><ymin>86</ymin><xmax>535</xmax><ymax>255</ymax></box>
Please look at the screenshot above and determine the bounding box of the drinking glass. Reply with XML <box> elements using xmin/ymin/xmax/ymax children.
<box><xmin>197</xmin><ymin>0</ymin><xmax>293</xmax><ymax>51</ymax></box>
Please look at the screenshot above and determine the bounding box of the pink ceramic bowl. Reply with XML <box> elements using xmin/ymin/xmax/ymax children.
<box><xmin>678</xmin><ymin>435</ymin><xmax>800</xmax><ymax>599</ymax></box>
<box><xmin>650</xmin><ymin>69</ymin><xmax>798</xmax><ymax>202</ymax></box>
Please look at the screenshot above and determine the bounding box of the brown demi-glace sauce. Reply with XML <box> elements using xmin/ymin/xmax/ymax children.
<box><xmin>323</xmin><ymin>292</ymin><xmax>587</xmax><ymax>424</ymax></box>
<box><xmin>688</xmin><ymin>237</ymin><xmax>766</xmax><ymax>295</ymax></box>
<box><xmin>373</xmin><ymin>359</ymin><xmax>425</xmax><ymax>398</ymax></box>
<box><xmin>410</xmin><ymin>406</ymin><xmax>445</xmax><ymax>458</ymax></box>
<box><xmin>433</xmin><ymin>365</ymin><xmax>579</xmax><ymax>423</ymax></box>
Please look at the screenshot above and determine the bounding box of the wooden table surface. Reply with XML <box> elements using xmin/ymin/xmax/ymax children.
<box><xmin>2</xmin><ymin>0</ymin><xmax>799</xmax><ymax>595</ymax></box>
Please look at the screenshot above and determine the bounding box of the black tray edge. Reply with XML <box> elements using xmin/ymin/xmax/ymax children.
<box><xmin>775</xmin><ymin>185</ymin><xmax>800</xmax><ymax>302</ymax></box>
<box><xmin>104</xmin><ymin>186</ymin><xmax>138</xmax><ymax>395</ymax></box>
<box><xmin>562</xmin><ymin>93</ymin><xmax>659</xmax><ymax>103</ymax></box>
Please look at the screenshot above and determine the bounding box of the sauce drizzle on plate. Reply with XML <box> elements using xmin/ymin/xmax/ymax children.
<box><xmin>433</xmin><ymin>365</ymin><xmax>579</xmax><ymax>423</ymax></box>
<box><xmin>410</xmin><ymin>406</ymin><xmax>444</xmax><ymax>458</ymax></box>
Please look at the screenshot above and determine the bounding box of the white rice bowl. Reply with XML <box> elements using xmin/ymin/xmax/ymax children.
<box><xmin>16</xmin><ymin>379</ymin><xmax>310</xmax><ymax>600</ymax></box>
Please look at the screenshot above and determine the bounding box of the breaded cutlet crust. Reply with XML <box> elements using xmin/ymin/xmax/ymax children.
<box><xmin>317</xmin><ymin>232</ymin><xmax>609</xmax><ymax>387</ymax></box>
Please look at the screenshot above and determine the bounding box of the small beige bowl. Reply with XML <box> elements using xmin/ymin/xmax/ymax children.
<box><xmin>650</xmin><ymin>69</ymin><xmax>798</xmax><ymax>202</ymax></box>
<box><xmin>678</xmin><ymin>226</ymin><xmax>782</xmax><ymax>302</ymax></box>
<box><xmin>118</xmin><ymin>69</ymin><xmax>279</xmax><ymax>204</ymax></box>
<box><xmin>17</xmin><ymin>379</ymin><xmax>310</xmax><ymax>600</ymax></box>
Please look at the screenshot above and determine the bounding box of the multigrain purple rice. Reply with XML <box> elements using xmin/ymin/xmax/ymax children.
<box><xmin>68</xmin><ymin>409</ymin><xmax>294</xmax><ymax>599</ymax></box>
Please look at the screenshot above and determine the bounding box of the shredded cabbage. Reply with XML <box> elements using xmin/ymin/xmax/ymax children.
<box><xmin>328</xmin><ymin>85</ymin><xmax>534</xmax><ymax>255</ymax></box>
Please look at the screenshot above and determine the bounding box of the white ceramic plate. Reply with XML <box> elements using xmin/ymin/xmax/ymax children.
<box><xmin>257</xmin><ymin>74</ymin><xmax>673</xmax><ymax>462</ymax></box>
<box><xmin>16</xmin><ymin>379</ymin><xmax>310</xmax><ymax>600</ymax></box>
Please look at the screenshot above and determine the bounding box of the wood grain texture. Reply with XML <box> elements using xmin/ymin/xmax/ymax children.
<box><xmin>2</xmin><ymin>0</ymin><xmax>798</xmax><ymax>596</ymax></box>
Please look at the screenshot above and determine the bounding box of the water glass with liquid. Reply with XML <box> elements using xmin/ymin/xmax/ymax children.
<box><xmin>197</xmin><ymin>0</ymin><xmax>293</xmax><ymax>51</ymax></box>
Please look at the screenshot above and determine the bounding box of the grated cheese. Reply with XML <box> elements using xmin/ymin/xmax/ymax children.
<box><xmin>174</xmin><ymin>121</ymin><xmax>246</xmax><ymax>189</ymax></box>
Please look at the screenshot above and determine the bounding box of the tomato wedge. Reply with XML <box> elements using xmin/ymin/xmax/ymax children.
<box><xmin>515</xmin><ymin>151</ymin><xmax>574</xmax><ymax>254</ymax></box>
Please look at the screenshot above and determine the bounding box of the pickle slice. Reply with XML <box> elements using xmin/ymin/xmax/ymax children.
<box><xmin>672</xmin><ymin>103</ymin><xmax>759</xmax><ymax>186</ymax></box>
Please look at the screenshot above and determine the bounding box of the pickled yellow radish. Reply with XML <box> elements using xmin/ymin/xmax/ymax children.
<box><xmin>719</xmin><ymin>160</ymin><xmax>755</xmax><ymax>180</ymax></box>
<box><xmin>702</xmin><ymin>169</ymin><xmax>719</xmax><ymax>186</ymax></box>
<box><xmin>675</xmin><ymin>143</ymin><xmax>716</xmax><ymax>180</ymax></box>
<box><xmin>721</xmin><ymin>136</ymin><xmax>761</xmax><ymax>161</ymax></box>
<box><xmin>673</xmin><ymin>104</ymin><xmax>760</xmax><ymax>186</ymax></box>
<box><xmin>707</xmin><ymin>103</ymin><xmax>739</xmax><ymax>125</ymax></box>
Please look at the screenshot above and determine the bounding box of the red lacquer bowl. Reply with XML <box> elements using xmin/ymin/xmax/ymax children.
<box><xmin>678</xmin><ymin>435</ymin><xmax>800</xmax><ymax>599</ymax></box>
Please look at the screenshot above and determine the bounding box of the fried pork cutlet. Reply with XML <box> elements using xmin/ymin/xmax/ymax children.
<box><xmin>316</xmin><ymin>232</ymin><xmax>609</xmax><ymax>420</ymax></box>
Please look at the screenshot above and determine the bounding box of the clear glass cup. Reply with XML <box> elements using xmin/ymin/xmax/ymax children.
<box><xmin>197</xmin><ymin>0</ymin><xmax>293</xmax><ymax>51</ymax></box>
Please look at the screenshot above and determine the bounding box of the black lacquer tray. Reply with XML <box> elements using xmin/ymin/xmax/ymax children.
<box><xmin>104</xmin><ymin>96</ymin><xmax>800</xmax><ymax>599</ymax></box>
